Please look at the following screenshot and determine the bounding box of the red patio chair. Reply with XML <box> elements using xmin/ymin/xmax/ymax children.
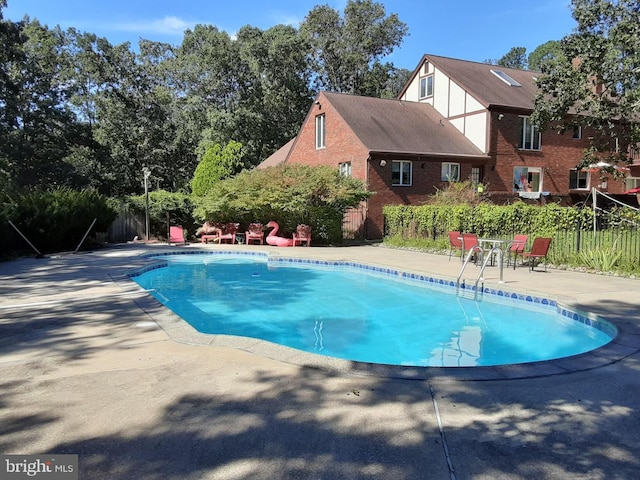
<box><xmin>461</xmin><ymin>233</ymin><xmax>482</xmax><ymax>264</ymax></box>
<box><xmin>245</xmin><ymin>223</ymin><xmax>264</xmax><ymax>245</ymax></box>
<box><xmin>292</xmin><ymin>224</ymin><xmax>312</xmax><ymax>247</ymax></box>
<box><xmin>169</xmin><ymin>226</ymin><xmax>186</xmax><ymax>245</ymax></box>
<box><xmin>219</xmin><ymin>223</ymin><xmax>239</xmax><ymax>244</ymax></box>
<box><xmin>522</xmin><ymin>237</ymin><xmax>552</xmax><ymax>271</ymax></box>
<box><xmin>448</xmin><ymin>231</ymin><xmax>463</xmax><ymax>261</ymax></box>
<box><xmin>507</xmin><ymin>234</ymin><xmax>529</xmax><ymax>269</ymax></box>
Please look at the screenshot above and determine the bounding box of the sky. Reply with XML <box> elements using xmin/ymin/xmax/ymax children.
<box><xmin>4</xmin><ymin>0</ymin><xmax>578</xmax><ymax>70</ymax></box>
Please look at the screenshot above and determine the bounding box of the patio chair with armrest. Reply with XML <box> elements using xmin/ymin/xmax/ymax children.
<box><xmin>292</xmin><ymin>224</ymin><xmax>312</xmax><ymax>247</ymax></box>
<box><xmin>219</xmin><ymin>223</ymin><xmax>240</xmax><ymax>244</ymax></box>
<box><xmin>245</xmin><ymin>223</ymin><xmax>265</xmax><ymax>245</ymax></box>
<box><xmin>522</xmin><ymin>237</ymin><xmax>552</xmax><ymax>271</ymax></box>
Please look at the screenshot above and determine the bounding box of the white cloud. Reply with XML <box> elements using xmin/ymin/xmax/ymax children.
<box><xmin>114</xmin><ymin>16</ymin><xmax>196</xmax><ymax>36</ymax></box>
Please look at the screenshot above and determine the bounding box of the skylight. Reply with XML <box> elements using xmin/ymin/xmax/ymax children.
<box><xmin>490</xmin><ymin>69</ymin><xmax>522</xmax><ymax>87</ymax></box>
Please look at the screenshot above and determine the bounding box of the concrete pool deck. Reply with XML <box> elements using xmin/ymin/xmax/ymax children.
<box><xmin>1</xmin><ymin>243</ymin><xmax>640</xmax><ymax>479</ymax></box>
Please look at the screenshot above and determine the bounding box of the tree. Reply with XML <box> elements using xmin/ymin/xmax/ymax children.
<box><xmin>190</xmin><ymin>141</ymin><xmax>245</xmax><ymax>196</ymax></box>
<box><xmin>1</xmin><ymin>17</ymin><xmax>87</xmax><ymax>191</ymax></box>
<box><xmin>531</xmin><ymin>0</ymin><xmax>640</xmax><ymax>172</ymax></box>
<box><xmin>300</xmin><ymin>0</ymin><xmax>408</xmax><ymax>95</ymax></box>
<box><xmin>528</xmin><ymin>40</ymin><xmax>563</xmax><ymax>71</ymax></box>
<box><xmin>497</xmin><ymin>46</ymin><xmax>528</xmax><ymax>69</ymax></box>
<box><xmin>484</xmin><ymin>47</ymin><xmax>528</xmax><ymax>69</ymax></box>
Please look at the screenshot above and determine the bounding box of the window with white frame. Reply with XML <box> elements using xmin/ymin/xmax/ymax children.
<box><xmin>315</xmin><ymin>114</ymin><xmax>325</xmax><ymax>149</ymax></box>
<box><xmin>392</xmin><ymin>160</ymin><xmax>412</xmax><ymax>186</ymax></box>
<box><xmin>339</xmin><ymin>161</ymin><xmax>351</xmax><ymax>176</ymax></box>
<box><xmin>569</xmin><ymin>169</ymin><xmax>589</xmax><ymax>190</ymax></box>
<box><xmin>441</xmin><ymin>162</ymin><xmax>460</xmax><ymax>181</ymax></box>
<box><xmin>514</xmin><ymin>166</ymin><xmax>542</xmax><ymax>192</ymax></box>
<box><xmin>419</xmin><ymin>75</ymin><xmax>433</xmax><ymax>98</ymax></box>
<box><xmin>519</xmin><ymin>117</ymin><xmax>541</xmax><ymax>150</ymax></box>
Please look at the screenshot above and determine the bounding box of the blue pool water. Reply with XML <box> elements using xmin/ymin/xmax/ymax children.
<box><xmin>131</xmin><ymin>253</ymin><xmax>615</xmax><ymax>367</ymax></box>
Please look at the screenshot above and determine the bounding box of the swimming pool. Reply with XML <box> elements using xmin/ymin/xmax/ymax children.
<box><xmin>130</xmin><ymin>253</ymin><xmax>616</xmax><ymax>367</ymax></box>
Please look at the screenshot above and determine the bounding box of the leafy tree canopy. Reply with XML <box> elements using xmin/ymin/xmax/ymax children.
<box><xmin>300</xmin><ymin>0</ymin><xmax>408</xmax><ymax>95</ymax></box>
<box><xmin>190</xmin><ymin>140</ymin><xmax>245</xmax><ymax>196</ymax></box>
<box><xmin>528</xmin><ymin>40</ymin><xmax>563</xmax><ymax>71</ymax></box>
<box><xmin>531</xmin><ymin>0</ymin><xmax>640</xmax><ymax>171</ymax></box>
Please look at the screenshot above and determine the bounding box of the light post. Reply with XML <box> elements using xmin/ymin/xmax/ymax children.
<box><xmin>143</xmin><ymin>167</ymin><xmax>151</xmax><ymax>242</ymax></box>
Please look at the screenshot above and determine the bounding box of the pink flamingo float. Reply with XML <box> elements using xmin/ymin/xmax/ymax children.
<box><xmin>265</xmin><ymin>221</ymin><xmax>294</xmax><ymax>247</ymax></box>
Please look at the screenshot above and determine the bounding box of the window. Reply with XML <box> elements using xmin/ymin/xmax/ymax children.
<box><xmin>392</xmin><ymin>161</ymin><xmax>412</xmax><ymax>186</ymax></box>
<box><xmin>419</xmin><ymin>75</ymin><xmax>433</xmax><ymax>98</ymax></box>
<box><xmin>514</xmin><ymin>166</ymin><xmax>542</xmax><ymax>192</ymax></box>
<box><xmin>519</xmin><ymin>117</ymin><xmax>541</xmax><ymax>150</ymax></box>
<box><xmin>315</xmin><ymin>114</ymin><xmax>325</xmax><ymax>149</ymax></box>
<box><xmin>339</xmin><ymin>161</ymin><xmax>351</xmax><ymax>176</ymax></box>
<box><xmin>572</xmin><ymin>126</ymin><xmax>582</xmax><ymax>139</ymax></box>
<box><xmin>471</xmin><ymin>166</ymin><xmax>482</xmax><ymax>186</ymax></box>
<box><xmin>569</xmin><ymin>169</ymin><xmax>589</xmax><ymax>190</ymax></box>
<box><xmin>441</xmin><ymin>162</ymin><xmax>460</xmax><ymax>182</ymax></box>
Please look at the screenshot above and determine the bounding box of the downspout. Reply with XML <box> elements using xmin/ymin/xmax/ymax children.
<box><xmin>365</xmin><ymin>156</ymin><xmax>371</xmax><ymax>240</ymax></box>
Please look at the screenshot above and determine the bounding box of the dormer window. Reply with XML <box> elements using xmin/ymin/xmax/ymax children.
<box><xmin>420</xmin><ymin>75</ymin><xmax>433</xmax><ymax>98</ymax></box>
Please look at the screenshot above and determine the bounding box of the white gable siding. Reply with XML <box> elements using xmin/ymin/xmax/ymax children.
<box><xmin>401</xmin><ymin>59</ymin><xmax>490</xmax><ymax>154</ymax></box>
<box><xmin>403</xmin><ymin>74</ymin><xmax>420</xmax><ymax>102</ymax></box>
<box><xmin>464</xmin><ymin>112</ymin><xmax>488</xmax><ymax>152</ymax></box>
<box><xmin>448</xmin><ymin>80</ymin><xmax>466</xmax><ymax>117</ymax></box>
<box><xmin>432</xmin><ymin>68</ymin><xmax>447</xmax><ymax>112</ymax></box>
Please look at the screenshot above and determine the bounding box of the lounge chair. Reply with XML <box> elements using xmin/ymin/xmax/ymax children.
<box><xmin>522</xmin><ymin>237</ymin><xmax>552</xmax><ymax>271</ymax></box>
<box><xmin>200</xmin><ymin>222</ymin><xmax>223</xmax><ymax>244</ymax></box>
<box><xmin>245</xmin><ymin>223</ymin><xmax>265</xmax><ymax>245</ymax></box>
<box><xmin>292</xmin><ymin>224</ymin><xmax>312</xmax><ymax>247</ymax></box>
<box><xmin>169</xmin><ymin>226</ymin><xmax>186</xmax><ymax>245</ymax></box>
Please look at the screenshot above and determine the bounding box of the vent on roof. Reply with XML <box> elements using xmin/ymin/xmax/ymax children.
<box><xmin>490</xmin><ymin>69</ymin><xmax>522</xmax><ymax>87</ymax></box>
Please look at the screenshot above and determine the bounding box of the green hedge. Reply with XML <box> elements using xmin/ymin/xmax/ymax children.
<box><xmin>384</xmin><ymin>203</ymin><xmax>592</xmax><ymax>240</ymax></box>
<box><xmin>2</xmin><ymin>188</ymin><xmax>118</xmax><ymax>256</ymax></box>
<box><xmin>383</xmin><ymin>203</ymin><xmax>640</xmax><ymax>274</ymax></box>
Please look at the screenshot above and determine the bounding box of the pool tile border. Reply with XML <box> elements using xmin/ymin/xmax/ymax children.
<box><xmin>125</xmin><ymin>250</ymin><xmax>622</xmax><ymax>380</ymax></box>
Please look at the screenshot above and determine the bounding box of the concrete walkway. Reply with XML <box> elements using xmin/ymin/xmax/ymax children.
<box><xmin>1</xmin><ymin>243</ymin><xmax>639</xmax><ymax>480</ymax></box>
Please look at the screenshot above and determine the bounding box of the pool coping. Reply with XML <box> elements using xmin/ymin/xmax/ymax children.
<box><xmin>120</xmin><ymin>249</ymin><xmax>637</xmax><ymax>381</ymax></box>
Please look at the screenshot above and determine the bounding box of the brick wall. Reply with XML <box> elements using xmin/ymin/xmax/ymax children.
<box><xmin>486</xmin><ymin>112</ymin><xmax>627</xmax><ymax>195</ymax></box>
<box><xmin>286</xmin><ymin>92</ymin><xmax>369</xmax><ymax>181</ymax></box>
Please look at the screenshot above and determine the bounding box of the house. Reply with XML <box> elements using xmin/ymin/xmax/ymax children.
<box><xmin>261</xmin><ymin>54</ymin><xmax>633</xmax><ymax>240</ymax></box>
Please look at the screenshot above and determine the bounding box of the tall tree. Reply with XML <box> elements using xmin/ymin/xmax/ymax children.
<box><xmin>498</xmin><ymin>47</ymin><xmax>528</xmax><ymax>69</ymax></box>
<box><xmin>528</xmin><ymin>40</ymin><xmax>563</xmax><ymax>71</ymax></box>
<box><xmin>531</xmin><ymin>0</ymin><xmax>640</xmax><ymax>170</ymax></box>
<box><xmin>1</xmin><ymin>17</ymin><xmax>86</xmax><ymax>190</ymax></box>
<box><xmin>300</xmin><ymin>0</ymin><xmax>408</xmax><ymax>95</ymax></box>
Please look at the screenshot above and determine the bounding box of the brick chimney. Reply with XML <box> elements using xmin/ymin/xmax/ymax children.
<box><xmin>572</xmin><ymin>57</ymin><xmax>605</xmax><ymax>96</ymax></box>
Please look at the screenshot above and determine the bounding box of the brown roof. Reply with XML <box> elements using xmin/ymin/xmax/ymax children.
<box><xmin>323</xmin><ymin>91</ymin><xmax>487</xmax><ymax>158</ymax></box>
<box><xmin>256</xmin><ymin>137</ymin><xmax>295</xmax><ymax>169</ymax></box>
<box><xmin>405</xmin><ymin>54</ymin><xmax>540</xmax><ymax>111</ymax></box>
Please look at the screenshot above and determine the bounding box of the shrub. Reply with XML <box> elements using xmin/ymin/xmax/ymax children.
<box><xmin>192</xmin><ymin>164</ymin><xmax>371</xmax><ymax>244</ymax></box>
<box><xmin>6</xmin><ymin>188</ymin><xmax>118</xmax><ymax>254</ymax></box>
<box><xmin>125</xmin><ymin>190</ymin><xmax>195</xmax><ymax>238</ymax></box>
